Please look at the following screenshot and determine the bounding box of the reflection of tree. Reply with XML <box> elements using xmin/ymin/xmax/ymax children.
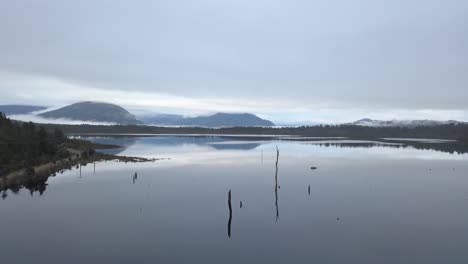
<box><xmin>1</xmin><ymin>169</ymin><xmax>52</xmax><ymax>199</ymax></box>
<box><xmin>311</xmin><ymin>141</ymin><xmax>468</xmax><ymax>155</ymax></box>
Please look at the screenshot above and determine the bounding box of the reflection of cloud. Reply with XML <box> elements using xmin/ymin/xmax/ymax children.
<box><xmin>381</xmin><ymin>138</ymin><xmax>457</xmax><ymax>143</ymax></box>
<box><xmin>9</xmin><ymin>114</ymin><xmax>117</xmax><ymax>125</ymax></box>
<box><xmin>304</xmin><ymin>140</ymin><xmax>403</xmax><ymax>146</ymax></box>
<box><xmin>78</xmin><ymin>136</ymin><xmax>468</xmax><ymax>172</ymax></box>
<box><xmin>43</xmin><ymin>137</ymin><xmax>468</xmax><ymax>179</ymax></box>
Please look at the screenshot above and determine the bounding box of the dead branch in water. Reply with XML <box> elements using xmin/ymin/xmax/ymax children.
<box><xmin>275</xmin><ymin>146</ymin><xmax>279</xmax><ymax>222</ymax></box>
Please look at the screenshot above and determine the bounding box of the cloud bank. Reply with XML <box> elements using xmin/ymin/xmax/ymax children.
<box><xmin>0</xmin><ymin>0</ymin><xmax>467</xmax><ymax>123</ymax></box>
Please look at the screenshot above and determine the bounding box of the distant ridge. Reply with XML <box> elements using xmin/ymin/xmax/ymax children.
<box><xmin>39</xmin><ymin>101</ymin><xmax>141</xmax><ymax>125</ymax></box>
<box><xmin>350</xmin><ymin>118</ymin><xmax>462</xmax><ymax>127</ymax></box>
<box><xmin>0</xmin><ymin>105</ymin><xmax>47</xmax><ymax>115</ymax></box>
<box><xmin>140</xmin><ymin>112</ymin><xmax>275</xmax><ymax>127</ymax></box>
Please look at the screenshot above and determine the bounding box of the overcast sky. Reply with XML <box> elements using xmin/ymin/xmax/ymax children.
<box><xmin>1</xmin><ymin>0</ymin><xmax>467</xmax><ymax>123</ymax></box>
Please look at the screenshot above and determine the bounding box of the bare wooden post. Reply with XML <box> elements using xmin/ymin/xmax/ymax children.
<box><xmin>228</xmin><ymin>189</ymin><xmax>232</xmax><ymax>238</ymax></box>
<box><xmin>275</xmin><ymin>146</ymin><xmax>279</xmax><ymax>221</ymax></box>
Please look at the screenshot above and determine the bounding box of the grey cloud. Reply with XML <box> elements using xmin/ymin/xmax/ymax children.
<box><xmin>0</xmin><ymin>0</ymin><xmax>467</xmax><ymax>110</ymax></box>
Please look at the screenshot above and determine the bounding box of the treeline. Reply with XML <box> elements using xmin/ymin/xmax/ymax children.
<box><xmin>0</xmin><ymin>113</ymin><xmax>67</xmax><ymax>176</ymax></box>
<box><xmin>41</xmin><ymin>122</ymin><xmax>468</xmax><ymax>142</ymax></box>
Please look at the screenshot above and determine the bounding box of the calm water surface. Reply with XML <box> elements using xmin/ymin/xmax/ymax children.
<box><xmin>2</xmin><ymin>136</ymin><xmax>468</xmax><ymax>263</ymax></box>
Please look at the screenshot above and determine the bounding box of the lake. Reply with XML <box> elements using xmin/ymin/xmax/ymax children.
<box><xmin>2</xmin><ymin>135</ymin><xmax>468</xmax><ymax>263</ymax></box>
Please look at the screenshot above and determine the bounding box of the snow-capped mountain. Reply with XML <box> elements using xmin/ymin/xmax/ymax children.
<box><xmin>349</xmin><ymin>118</ymin><xmax>462</xmax><ymax>127</ymax></box>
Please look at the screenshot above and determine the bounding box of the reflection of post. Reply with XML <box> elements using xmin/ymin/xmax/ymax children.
<box><xmin>308</xmin><ymin>185</ymin><xmax>311</xmax><ymax>196</ymax></box>
<box><xmin>228</xmin><ymin>189</ymin><xmax>232</xmax><ymax>238</ymax></box>
<box><xmin>79</xmin><ymin>164</ymin><xmax>82</xmax><ymax>178</ymax></box>
<box><xmin>275</xmin><ymin>146</ymin><xmax>279</xmax><ymax>222</ymax></box>
<box><xmin>94</xmin><ymin>161</ymin><xmax>95</xmax><ymax>174</ymax></box>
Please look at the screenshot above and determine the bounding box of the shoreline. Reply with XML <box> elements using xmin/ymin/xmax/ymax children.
<box><xmin>0</xmin><ymin>147</ymin><xmax>158</xmax><ymax>192</ymax></box>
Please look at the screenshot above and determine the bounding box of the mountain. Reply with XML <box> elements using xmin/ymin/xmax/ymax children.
<box><xmin>140</xmin><ymin>112</ymin><xmax>275</xmax><ymax>127</ymax></box>
<box><xmin>350</xmin><ymin>118</ymin><xmax>461</xmax><ymax>127</ymax></box>
<box><xmin>0</xmin><ymin>105</ymin><xmax>47</xmax><ymax>115</ymax></box>
<box><xmin>139</xmin><ymin>113</ymin><xmax>184</xmax><ymax>125</ymax></box>
<box><xmin>179</xmin><ymin>113</ymin><xmax>274</xmax><ymax>127</ymax></box>
<box><xmin>39</xmin><ymin>102</ymin><xmax>141</xmax><ymax>125</ymax></box>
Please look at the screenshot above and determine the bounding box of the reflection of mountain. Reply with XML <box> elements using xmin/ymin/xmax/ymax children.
<box><xmin>91</xmin><ymin>136</ymin><xmax>263</xmax><ymax>151</ymax></box>
<box><xmin>2</xmin><ymin>136</ymin><xmax>467</xmax><ymax>196</ymax></box>
<box><xmin>83</xmin><ymin>136</ymin><xmax>138</xmax><ymax>155</ymax></box>
<box><xmin>82</xmin><ymin>135</ymin><xmax>468</xmax><ymax>154</ymax></box>
<box><xmin>209</xmin><ymin>143</ymin><xmax>260</xmax><ymax>151</ymax></box>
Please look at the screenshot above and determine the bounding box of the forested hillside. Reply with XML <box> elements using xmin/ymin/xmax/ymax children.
<box><xmin>42</xmin><ymin>122</ymin><xmax>468</xmax><ymax>143</ymax></box>
<box><xmin>0</xmin><ymin>112</ymin><xmax>67</xmax><ymax>176</ymax></box>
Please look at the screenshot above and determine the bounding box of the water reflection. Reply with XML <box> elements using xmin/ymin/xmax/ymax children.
<box><xmin>309</xmin><ymin>141</ymin><xmax>468</xmax><ymax>155</ymax></box>
<box><xmin>85</xmin><ymin>135</ymin><xmax>468</xmax><ymax>156</ymax></box>
<box><xmin>84</xmin><ymin>136</ymin><xmax>138</xmax><ymax>155</ymax></box>
<box><xmin>2</xmin><ymin>135</ymin><xmax>468</xmax><ymax>198</ymax></box>
<box><xmin>2</xmin><ymin>136</ymin><xmax>468</xmax><ymax>263</ymax></box>
<box><xmin>27</xmin><ymin>182</ymin><xmax>47</xmax><ymax>196</ymax></box>
<box><xmin>0</xmin><ymin>174</ymin><xmax>50</xmax><ymax>198</ymax></box>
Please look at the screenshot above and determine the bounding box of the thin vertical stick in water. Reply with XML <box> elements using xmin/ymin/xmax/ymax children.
<box><xmin>275</xmin><ymin>146</ymin><xmax>279</xmax><ymax>222</ymax></box>
<box><xmin>228</xmin><ymin>189</ymin><xmax>232</xmax><ymax>238</ymax></box>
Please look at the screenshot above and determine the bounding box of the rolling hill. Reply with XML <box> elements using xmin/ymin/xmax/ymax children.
<box><xmin>39</xmin><ymin>102</ymin><xmax>141</xmax><ymax>125</ymax></box>
<box><xmin>140</xmin><ymin>112</ymin><xmax>274</xmax><ymax>127</ymax></box>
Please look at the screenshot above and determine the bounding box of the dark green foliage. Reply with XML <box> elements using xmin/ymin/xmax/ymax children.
<box><xmin>42</xmin><ymin>122</ymin><xmax>468</xmax><ymax>142</ymax></box>
<box><xmin>0</xmin><ymin>112</ymin><xmax>67</xmax><ymax>176</ymax></box>
<box><xmin>459</xmin><ymin>126</ymin><xmax>468</xmax><ymax>145</ymax></box>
